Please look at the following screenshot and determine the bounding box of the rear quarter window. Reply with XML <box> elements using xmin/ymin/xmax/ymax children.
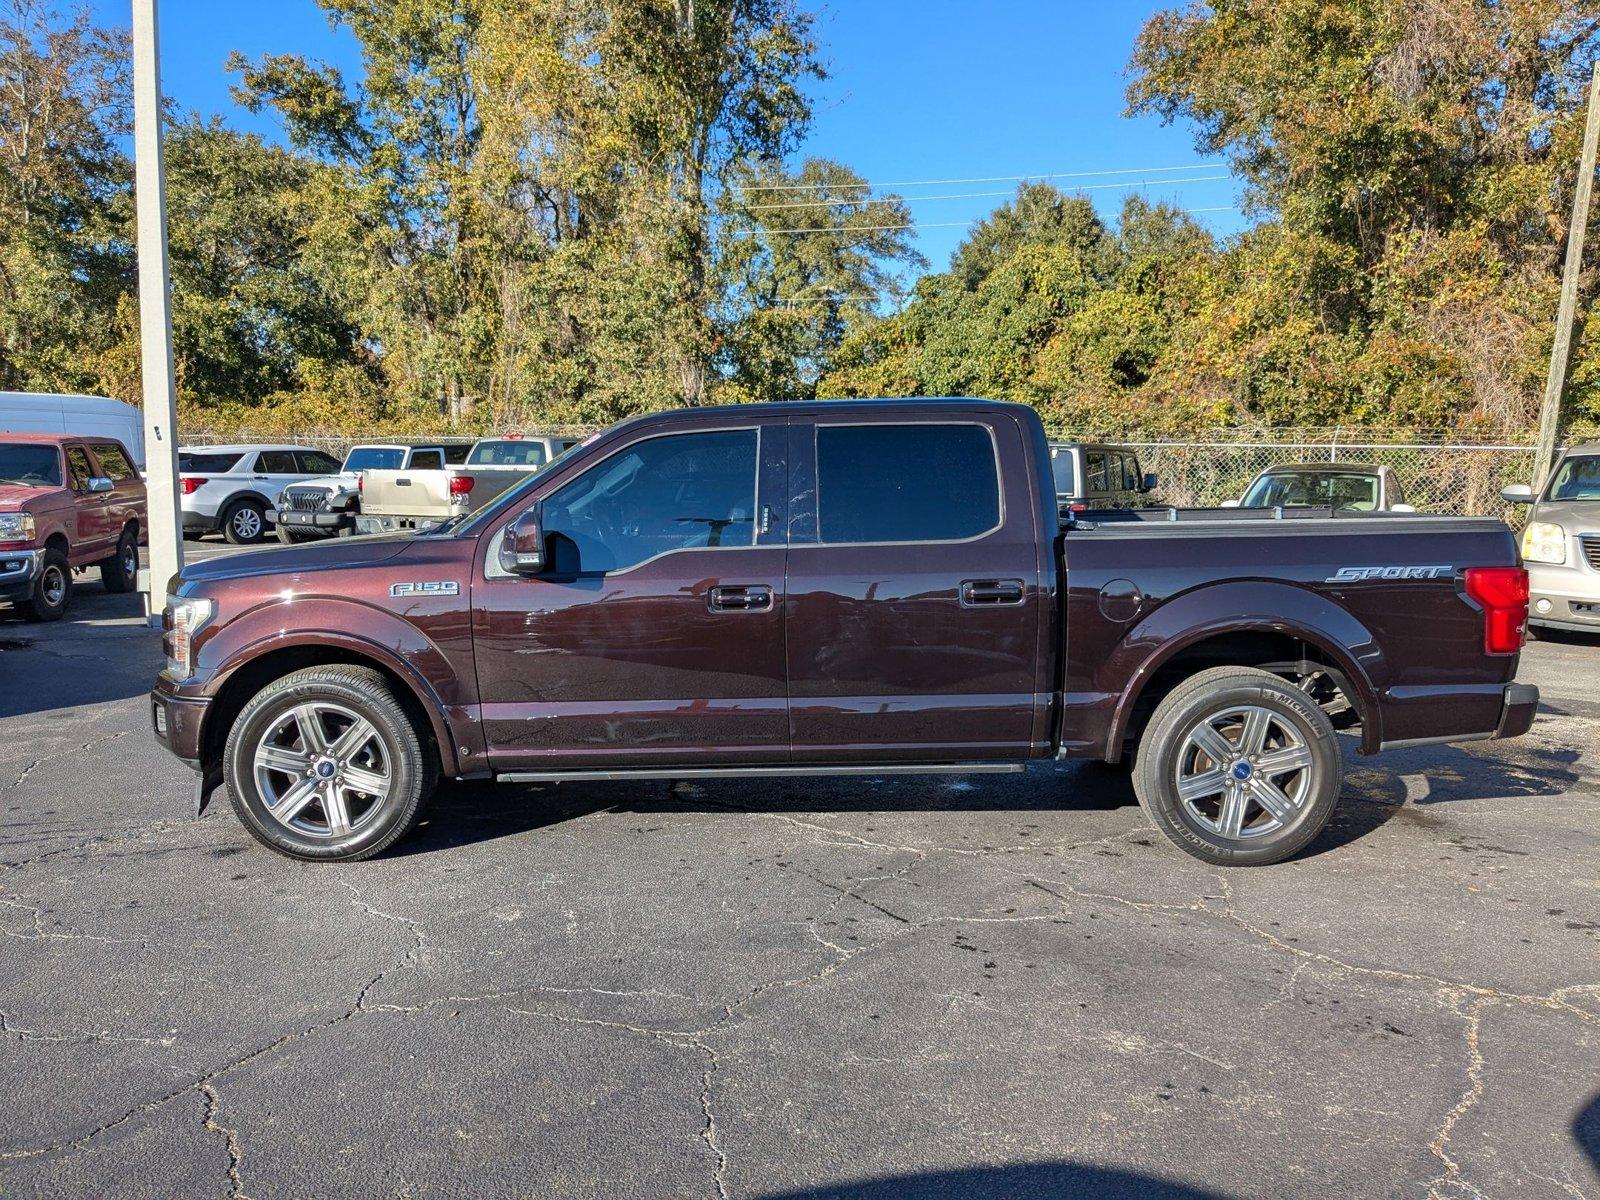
<box><xmin>816</xmin><ymin>424</ymin><xmax>1000</xmax><ymax>544</ymax></box>
<box><xmin>179</xmin><ymin>452</ymin><xmax>244</xmax><ymax>473</ymax></box>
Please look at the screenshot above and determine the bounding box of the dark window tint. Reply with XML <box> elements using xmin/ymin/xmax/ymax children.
<box><xmin>91</xmin><ymin>443</ymin><xmax>135</xmax><ymax>480</ymax></box>
<box><xmin>542</xmin><ymin>430</ymin><xmax>758</xmax><ymax>574</ymax></box>
<box><xmin>443</xmin><ymin>444</ymin><xmax>471</xmax><ymax>465</ymax></box>
<box><xmin>179</xmin><ymin>452</ymin><xmax>243</xmax><ymax>473</ymax></box>
<box><xmin>296</xmin><ymin>450</ymin><xmax>342</xmax><ymax>474</ymax></box>
<box><xmin>0</xmin><ymin>443</ymin><xmax>62</xmax><ymax>486</ymax></box>
<box><xmin>257</xmin><ymin>451</ymin><xmax>298</xmax><ymax>474</ymax></box>
<box><xmin>343</xmin><ymin>447</ymin><xmax>404</xmax><ymax>471</ymax></box>
<box><xmin>64</xmin><ymin>446</ymin><xmax>92</xmax><ymax>490</ymax></box>
<box><xmin>817</xmin><ymin>424</ymin><xmax>999</xmax><ymax>544</ymax></box>
<box><xmin>410</xmin><ymin>449</ymin><xmax>444</xmax><ymax>470</ymax></box>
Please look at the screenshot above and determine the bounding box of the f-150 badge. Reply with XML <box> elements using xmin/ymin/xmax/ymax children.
<box><xmin>390</xmin><ymin>581</ymin><xmax>460</xmax><ymax>597</ymax></box>
<box><xmin>1325</xmin><ymin>565</ymin><xmax>1454</xmax><ymax>584</ymax></box>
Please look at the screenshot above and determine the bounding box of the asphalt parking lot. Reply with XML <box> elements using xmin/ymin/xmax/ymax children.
<box><xmin>1</xmin><ymin>542</ymin><xmax>1597</xmax><ymax>1199</ymax></box>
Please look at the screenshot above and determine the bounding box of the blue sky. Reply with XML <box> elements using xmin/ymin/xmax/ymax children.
<box><xmin>93</xmin><ymin>0</ymin><xmax>1246</xmax><ymax>272</ymax></box>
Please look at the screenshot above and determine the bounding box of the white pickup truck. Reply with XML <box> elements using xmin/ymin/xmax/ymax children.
<box><xmin>354</xmin><ymin>435</ymin><xmax>579</xmax><ymax>535</ymax></box>
<box><xmin>272</xmin><ymin>442</ymin><xmax>471</xmax><ymax>542</ymax></box>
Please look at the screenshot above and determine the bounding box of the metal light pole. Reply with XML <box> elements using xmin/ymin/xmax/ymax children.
<box><xmin>132</xmin><ymin>0</ymin><xmax>183</xmax><ymax>623</ymax></box>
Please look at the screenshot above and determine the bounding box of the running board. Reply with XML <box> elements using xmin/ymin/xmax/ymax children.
<box><xmin>495</xmin><ymin>762</ymin><xmax>1026</xmax><ymax>784</ymax></box>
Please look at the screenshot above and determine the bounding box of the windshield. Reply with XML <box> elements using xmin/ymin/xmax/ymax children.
<box><xmin>342</xmin><ymin>447</ymin><xmax>404</xmax><ymax>472</ymax></box>
<box><xmin>1547</xmin><ymin>454</ymin><xmax>1600</xmax><ymax>503</ymax></box>
<box><xmin>441</xmin><ymin>437</ymin><xmax>595</xmax><ymax>537</ymax></box>
<box><xmin>179</xmin><ymin>452</ymin><xmax>243</xmax><ymax>473</ymax></box>
<box><xmin>1049</xmin><ymin>447</ymin><xmax>1076</xmax><ymax>495</ymax></box>
<box><xmin>0</xmin><ymin>443</ymin><xmax>62</xmax><ymax>487</ymax></box>
<box><xmin>469</xmin><ymin>439</ymin><xmax>548</xmax><ymax>467</ymax></box>
<box><xmin>1241</xmin><ymin>470</ymin><xmax>1380</xmax><ymax>510</ymax></box>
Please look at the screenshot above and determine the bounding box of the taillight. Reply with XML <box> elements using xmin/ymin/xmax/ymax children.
<box><xmin>1463</xmin><ymin>566</ymin><xmax>1529</xmax><ymax>655</ymax></box>
<box><xmin>357</xmin><ymin>475</ymin><xmax>363</xmax><ymax>493</ymax></box>
<box><xmin>448</xmin><ymin>475</ymin><xmax>474</xmax><ymax>497</ymax></box>
<box><xmin>180</xmin><ymin>477</ymin><xmax>206</xmax><ymax>495</ymax></box>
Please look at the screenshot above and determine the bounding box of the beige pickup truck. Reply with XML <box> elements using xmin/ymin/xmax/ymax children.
<box><xmin>355</xmin><ymin>435</ymin><xmax>579</xmax><ymax>534</ymax></box>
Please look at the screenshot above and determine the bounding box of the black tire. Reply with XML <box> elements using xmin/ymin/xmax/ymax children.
<box><xmin>99</xmin><ymin>527</ymin><xmax>138</xmax><ymax>593</ymax></box>
<box><xmin>1132</xmin><ymin>666</ymin><xmax>1342</xmax><ymax>867</ymax></box>
<box><xmin>222</xmin><ymin>665</ymin><xmax>436</xmax><ymax>861</ymax></box>
<box><xmin>221</xmin><ymin>498</ymin><xmax>268</xmax><ymax>545</ymax></box>
<box><xmin>276</xmin><ymin>524</ymin><xmax>321</xmax><ymax>545</ymax></box>
<box><xmin>22</xmin><ymin>548</ymin><xmax>70</xmax><ymax>622</ymax></box>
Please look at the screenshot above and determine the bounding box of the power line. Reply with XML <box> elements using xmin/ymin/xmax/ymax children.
<box><xmin>753</xmin><ymin>205</ymin><xmax>1239</xmax><ymax>236</ymax></box>
<box><xmin>740</xmin><ymin>175</ymin><xmax>1232</xmax><ymax>212</ymax></box>
<box><xmin>731</xmin><ymin>161</ymin><xmax>1228</xmax><ymax>193</ymax></box>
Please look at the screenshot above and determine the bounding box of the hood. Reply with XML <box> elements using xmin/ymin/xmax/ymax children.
<box><xmin>289</xmin><ymin>473</ymin><xmax>357</xmax><ymax>488</ymax></box>
<box><xmin>1533</xmin><ymin>499</ymin><xmax>1600</xmax><ymax>532</ymax></box>
<box><xmin>176</xmin><ymin>533</ymin><xmax>416</xmax><ymax>590</ymax></box>
<box><xmin>0</xmin><ymin>482</ymin><xmax>67</xmax><ymax>511</ymax></box>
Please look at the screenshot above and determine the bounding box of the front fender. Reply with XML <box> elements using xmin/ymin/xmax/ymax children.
<box><xmin>1104</xmin><ymin>580</ymin><xmax>1386</xmax><ymax>757</ymax></box>
<box><xmin>192</xmin><ymin>595</ymin><xmax>472</xmax><ymax>776</ymax></box>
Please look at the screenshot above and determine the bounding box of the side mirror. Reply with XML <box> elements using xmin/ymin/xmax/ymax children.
<box><xmin>1500</xmin><ymin>483</ymin><xmax>1534</xmax><ymax>505</ymax></box>
<box><xmin>87</xmin><ymin>476</ymin><xmax>113</xmax><ymax>494</ymax></box>
<box><xmin>1142</xmin><ymin>472</ymin><xmax>1158</xmax><ymax>492</ymax></box>
<box><xmin>497</xmin><ymin>508</ymin><xmax>545</xmax><ymax>575</ymax></box>
<box><xmin>1219</xmin><ymin>499</ymin><xmax>1241</xmax><ymax>509</ymax></box>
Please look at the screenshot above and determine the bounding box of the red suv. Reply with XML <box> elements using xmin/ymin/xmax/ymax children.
<box><xmin>0</xmin><ymin>433</ymin><xmax>147</xmax><ymax>621</ymax></box>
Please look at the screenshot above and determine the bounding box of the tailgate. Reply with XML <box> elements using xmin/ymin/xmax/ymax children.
<box><xmin>359</xmin><ymin>469</ymin><xmax>453</xmax><ymax>517</ymax></box>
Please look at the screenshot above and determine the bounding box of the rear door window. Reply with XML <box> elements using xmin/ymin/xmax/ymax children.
<box><xmin>409</xmin><ymin>449</ymin><xmax>444</xmax><ymax>470</ymax></box>
<box><xmin>295</xmin><ymin>451</ymin><xmax>342</xmax><ymax>474</ymax></box>
<box><xmin>816</xmin><ymin>424</ymin><xmax>999</xmax><ymax>544</ymax></box>
<box><xmin>257</xmin><ymin>451</ymin><xmax>298</xmax><ymax>474</ymax></box>
<box><xmin>1085</xmin><ymin>452</ymin><xmax>1109</xmax><ymax>493</ymax></box>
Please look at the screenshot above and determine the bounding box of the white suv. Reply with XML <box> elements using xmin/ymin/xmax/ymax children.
<box><xmin>178</xmin><ymin>445</ymin><xmax>345</xmax><ymax>544</ymax></box>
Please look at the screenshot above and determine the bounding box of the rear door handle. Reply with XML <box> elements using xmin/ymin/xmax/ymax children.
<box><xmin>709</xmin><ymin>584</ymin><xmax>774</xmax><ymax>612</ymax></box>
<box><xmin>960</xmin><ymin>578</ymin><xmax>1025</xmax><ymax>606</ymax></box>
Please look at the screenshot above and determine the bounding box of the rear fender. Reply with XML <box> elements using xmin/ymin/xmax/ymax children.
<box><xmin>194</xmin><ymin>596</ymin><xmax>472</xmax><ymax>776</ymax></box>
<box><xmin>1105</xmin><ymin>580</ymin><xmax>1386</xmax><ymax>756</ymax></box>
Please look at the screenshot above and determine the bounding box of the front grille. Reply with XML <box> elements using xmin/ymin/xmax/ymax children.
<box><xmin>284</xmin><ymin>489</ymin><xmax>327</xmax><ymax>512</ymax></box>
<box><xmin>1582</xmin><ymin>534</ymin><xmax>1600</xmax><ymax>572</ymax></box>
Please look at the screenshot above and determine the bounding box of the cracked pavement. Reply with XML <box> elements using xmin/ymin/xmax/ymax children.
<box><xmin>1</xmin><ymin>560</ymin><xmax>1597</xmax><ymax>1198</ymax></box>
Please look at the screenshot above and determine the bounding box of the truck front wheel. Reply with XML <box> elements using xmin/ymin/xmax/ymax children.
<box><xmin>222</xmin><ymin>666</ymin><xmax>435</xmax><ymax>861</ymax></box>
<box><xmin>1133</xmin><ymin>666</ymin><xmax>1342</xmax><ymax>867</ymax></box>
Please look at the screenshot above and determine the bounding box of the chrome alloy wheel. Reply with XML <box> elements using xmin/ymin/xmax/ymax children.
<box><xmin>40</xmin><ymin>563</ymin><xmax>66</xmax><ymax>607</ymax></box>
<box><xmin>231</xmin><ymin>507</ymin><xmax>263</xmax><ymax>540</ymax></box>
<box><xmin>1174</xmin><ymin>704</ymin><xmax>1314</xmax><ymax>840</ymax></box>
<box><xmin>252</xmin><ymin>702</ymin><xmax>392</xmax><ymax>838</ymax></box>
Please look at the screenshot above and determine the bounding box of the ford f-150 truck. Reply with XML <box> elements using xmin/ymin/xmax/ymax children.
<box><xmin>150</xmin><ymin>398</ymin><xmax>1537</xmax><ymax>866</ymax></box>
<box><xmin>1</xmin><ymin>433</ymin><xmax>146</xmax><ymax>620</ymax></box>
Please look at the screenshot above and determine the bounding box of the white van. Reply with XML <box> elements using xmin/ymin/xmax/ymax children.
<box><xmin>0</xmin><ymin>392</ymin><xmax>145</xmax><ymax>469</ymax></box>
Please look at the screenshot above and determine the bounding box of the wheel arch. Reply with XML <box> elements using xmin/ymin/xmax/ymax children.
<box><xmin>1105</xmin><ymin>593</ymin><xmax>1384</xmax><ymax>761</ymax></box>
<box><xmin>199</xmin><ymin>639</ymin><xmax>459</xmax><ymax>781</ymax></box>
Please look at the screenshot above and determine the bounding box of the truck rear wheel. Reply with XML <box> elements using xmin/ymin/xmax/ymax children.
<box><xmin>99</xmin><ymin>527</ymin><xmax>138</xmax><ymax>592</ymax></box>
<box><xmin>222</xmin><ymin>665</ymin><xmax>435</xmax><ymax>861</ymax></box>
<box><xmin>1133</xmin><ymin>666</ymin><xmax>1341</xmax><ymax>867</ymax></box>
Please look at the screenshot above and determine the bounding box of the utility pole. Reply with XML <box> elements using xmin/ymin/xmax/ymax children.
<box><xmin>132</xmin><ymin>0</ymin><xmax>183</xmax><ymax>622</ymax></box>
<box><xmin>1534</xmin><ymin>62</ymin><xmax>1600</xmax><ymax>491</ymax></box>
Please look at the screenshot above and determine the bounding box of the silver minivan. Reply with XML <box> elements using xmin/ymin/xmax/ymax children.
<box><xmin>1503</xmin><ymin>443</ymin><xmax>1600</xmax><ymax>637</ymax></box>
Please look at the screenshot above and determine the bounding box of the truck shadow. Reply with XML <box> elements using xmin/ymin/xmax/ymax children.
<box><xmin>752</xmin><ymin>1162</ymin><xmax>1223</xmax><ymax>1199</ymax></box>
<box><xmin>391</xmin><ymin>734</ymin><xmax>1581</xmax><ymax>862</ymax></box>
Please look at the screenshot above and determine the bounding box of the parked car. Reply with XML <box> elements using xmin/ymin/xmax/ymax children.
<box><xmin>0</xmin><ymin>391</ymin><xmax>145</xmax><ymax>469</ymax></box>
<box><xmin>0</xmin><ymin>433</ymin><xmax>146</xmax><ymax>620</ymax></box>
<box><xmin>178</xmin><ymin>445</ymin><xmax>345</xmax><ymax>545</ymax></box>
<box><xmin>270</xmin><ymin>442</ymin><xmax>471</xmax><ymax>542</ymax></box>
<box><xmin>1225</xmin><ymin>463</ymin><xmax>1414</xmax><ymax>512</ymax></box>
<box><xmin>153</xmin><ymin>397</ymin><xmax>1536</xmax><ymax>867</ymax></box>
<box><xmin>1049</xmin><ymin>442</ymin><xmax>1158</xmax><ymax>512</ymax></box>
<box><xmin>1503</xmin><ymin>441</ymin><xmax>1600</xmax><ymax>636</ymax></box>
<box><xmin>355</xmin><ymin>435</ymin><xmax>581</xmax><ymax>535</ymax></box>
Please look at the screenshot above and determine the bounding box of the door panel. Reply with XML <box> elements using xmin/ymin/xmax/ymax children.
<box><xmin>471</xmin><ymin>422</ymin><xmax>789</xmax><ymax>769</ymax></box>
<box><xmin>784</xmin><ymin>417</ymin><xmax>1044</xmax><ymax>763</ymax></box>
<box><xmin>62</xmin><ymin>444</ymin><xmax>109</xmax><ymax>558</ymax></box>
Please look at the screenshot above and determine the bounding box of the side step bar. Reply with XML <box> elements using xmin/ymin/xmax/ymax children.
<box><xmin>495</xmin><ymin>762</ymin><xmax>1026</xmax><ymax>784</ymax></box>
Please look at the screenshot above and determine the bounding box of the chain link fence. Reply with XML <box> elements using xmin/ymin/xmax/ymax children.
<box><xmin>182</xmin><ymin>426</ymin><xmax>1538</xmax><ymax>518</ymax></box>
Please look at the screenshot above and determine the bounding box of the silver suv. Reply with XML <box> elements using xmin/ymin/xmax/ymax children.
<box><xmin>1504</xmin><ymin>442</ymin><xmax>1600</xmax><ymax>636</ymax></box>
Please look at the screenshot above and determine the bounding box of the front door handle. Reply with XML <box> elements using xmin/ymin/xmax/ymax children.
<box><xmin>709</xmin><ymin>584</ymin><xmax>774</xmax><ymax>612</ymax></box>
<box><xmin>960</xmin><ymin>578</ymin><xmax>1025</xmax><ymax>607</ymax></box>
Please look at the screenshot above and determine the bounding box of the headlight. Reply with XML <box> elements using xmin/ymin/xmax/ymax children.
<box><xmin>0</xmin><ymin>512</ymin><xmax>35</xmax><ymax>542</ymax></box>
<box><xmin>1521</xmin><ymin>521</ymin><xmax>1566</xmax><ymax>565</ymax></box>
<box><xmin>164</xmin><ymin>595</ymin><xmax>215</xmax><ymax>678</ymax></box>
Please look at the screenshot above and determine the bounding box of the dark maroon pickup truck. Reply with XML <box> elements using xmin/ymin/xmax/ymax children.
<box><xmin>151</xmin><ymin>398</ymin><xmax>1537</xmax><ymax>865</ymax></box>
